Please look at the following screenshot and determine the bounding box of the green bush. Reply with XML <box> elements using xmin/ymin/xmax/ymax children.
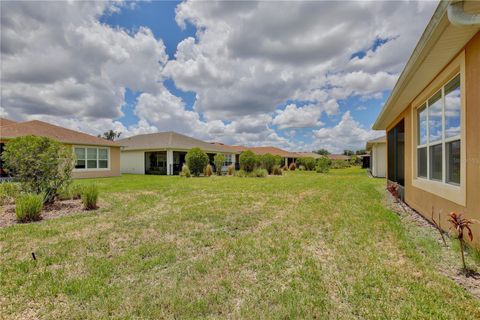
<box><xmin>251</xmin><ymin>168</ymin><xmax>268</xmax><ymax>177</ymax></box>
<box><xmin>57</xmin><ymin>183</ymin><xmax>83</xmax><ymax>201</ymax></box>
<box><xmin>272</xmin><ymin>165</ymin><xmax>283</xmax><ymax>175</ymax></box>
<box><xmin>185</xmin><ymin>148</ymin><xmax>209</xmax><ymax>176</ymax></box>
<box><xmin>259</xmin><ymin>153</ymin><xmax>276</xmax><ymax>174</ymax></box>
<box><xmin>204</xmin><ymin>164</ymin><xmax>213</xmax><ymax>177</ymax></box>
<box><xmin>81</xmin><ymin>184</ymin><xmax>99</xmax><ymax>210</ymax></box>
<box><xmin>274</xmin><ymin>155</ymin><xmax>284</xmax><ymax>167</ymax></box>
<box><xmin>0</xmin><ymin>182</ymin><xmax>20</xmax><ymax>205</ymax></box>
<box><xmin>213</xmin><ymin>153</ymin><xmax>225</xmax><ymax>175</ymax></box>
<box><xmin>288</xmin><ymin>162</ymin><xmax>296</xmax><ymax>171</ymax></box>
<box><xmin>180</xmin><ymin>164</ymin><xmax>191</xmax><ymax>177</ymax></box>
<box><xmin>235</xmin><ymin>169</ymin><xmax>247</xmax><ymax>177</ymax></box>
<box><xmin>315</xmin><ymin>157</ymin><xmax>331</xmax><ymax>173</ymax></box>
<box><xmin>1</xmin><ymin>136</ymin><xmax>74</xmax><ymax>203</ymax></box>
<box><xmin>330</xmin><ymin>160</ymin><xmax>351</xmax><ymax>169</ymax></box>
<box><xmin>227</xmin><ymin>165</ymin><xmax>234</xmax><ymax>176</ymax></box>
<box><xmin>15</xmin><ymin>193</ymin><xmax>43</xmax><ymax>222</ymax></box>
<box><xmin>298</xmin><ymin>157</ymin><xmax>316</xmax><ymax>171</ymax></box>
<box><xmin>239</xmin><ymin>150</ymin><xmax>257</xmax><ymax>172</ymax></box>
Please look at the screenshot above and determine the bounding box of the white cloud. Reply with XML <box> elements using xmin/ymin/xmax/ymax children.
<box><xmin>272</xmin><ymin>104</ymin><xmax>325</xmax><ymax>129</ymax></box>
<box><xmin>311</xmin><ymin>111</ymin><xmax>383</xmax><ymax>153</ymax></box>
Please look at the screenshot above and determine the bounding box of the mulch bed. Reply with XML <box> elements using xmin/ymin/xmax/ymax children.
<box><xmin>0</xmin><ymin>199</ymin><xmax>86</xmax><ymax>228</ymax></box>
<box><xmin>386</xmin><ymin>192</ymin><xmax>480</xmax><ymax>299</ymax></box>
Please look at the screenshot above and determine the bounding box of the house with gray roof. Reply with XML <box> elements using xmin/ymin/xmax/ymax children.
<box><xmin>119</xmin><ymin>132</ymin><xmax>237</xmax><ymax>175</ymax></box>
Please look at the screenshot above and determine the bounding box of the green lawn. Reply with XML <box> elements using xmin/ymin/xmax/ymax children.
<box><xmin>1</xmin><ymin>168</ymin><xmax>479</xmax><ymax>319</ymax></box>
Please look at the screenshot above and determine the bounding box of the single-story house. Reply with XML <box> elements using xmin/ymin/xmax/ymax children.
<box><xmin>0</xmin><ymin>118</ymin><xmax>122</xmax><ymax>179</ymax></box>
<box><xmin>293</xmin><ymin>152</ymin><xmax>324</xmax><ymax>160</ymax></box>
<box><xmin>210</xmin><ymin>143</ymin><xmax>300</xmax><ymax>168</ymax></box>
<box><xmin>372</xmin><ymin>1</ymin><xmax>480</xmax><ymax>244</ymax></box>
<box><xmin>119</xmin><ymin>132</ymin><xmax>237</xmax><ymax>175</ymax></box>
<box><xmin>366</xmin><ymin>136</ymin><xmax>386</xmax><ymax>178</ymax></box>
<box><xmin>326</xmin><ymin>154</ymin><xmax>351</xmax><ymax>161</ymax></box>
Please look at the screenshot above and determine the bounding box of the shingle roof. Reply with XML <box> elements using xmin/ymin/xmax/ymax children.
<box><xmin>119</xmin><ymin>132</ymin><xmax>235</xmax><ymax>153</ymax></box>
<box><xmin>0</xmin><ymin>118</ymin><xmax>17</xmax><ymax>127</ymax></box>
<box><xmin>210</xmin><ymin>142</ymin><xmax>300</xmax><ymax>158</ymax></box>
<box><xmin>327</xmin><ymin>154</ymin><xmax>351</xmax><ymax>161</ymax></box>
<box><xmin>295</xmin><ymin>152</ymin><xmax>324</xmax><ymax>159</ymax></box>
<box><xmin>0</xmin><ymin>119</ymin><xmax>120</xmax><ymax>147</ymax></box>
<box><xmin>366</xmin><ymin>135</ymin><xmax>386</xmax><ymax>150</ymax></box>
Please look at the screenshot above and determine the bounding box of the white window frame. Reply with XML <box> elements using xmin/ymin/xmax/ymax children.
<box><xmin>411</xmin><ymin>51</ymin><xmax>466</xmax><ymax>206</ymax></box>
<box><xmin>73</xmin><ymin>146</ymin><xmax>111</xmax><ymax>172</ymax></box>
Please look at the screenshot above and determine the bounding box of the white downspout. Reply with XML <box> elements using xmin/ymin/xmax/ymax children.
<box><xmin>447</xmin><ymin>1</ymin><xmax>480</xmax><ymax>27</ymax></box>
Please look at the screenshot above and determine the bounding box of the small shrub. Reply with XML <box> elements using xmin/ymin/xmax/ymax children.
<box><xmin>448</xmin><ymin>212</ymin><xmax>476</xmax><ymax>273</ymax></box>
<box><xmin>330</xmin><ymin>160</ymin><xmax>351</xmax><ymax>169</ymax></box>
<box><xmin>274</xmin><ymin>155</ymin><xmax>284</xmax><ymax>167</ymax></box>
<box><xmin>204</xmin><ymin>164</ymin><xmax>213</xmax><ymax>177</ymax></box>
<box><xmin>2</xmin><ymin>135</ymin><xmax>74</xmax><ymax>203</ymax></box>
<box><xmin>81</xmin><ymin>184</ymin><xmax>99</xmax><ymax>210</ymax></box>
<box><xmin>259</xmin><ymin>153</ymin><xmax>276</xmax><ymax>174</ymax></box>
<box><xmin>282</xmin><ymin>164</ymin><xmax>289</xmax><ymax>171</ymax></box>
<box><xmin>240</xmin><ymin>150</ymin><xmax>257</xmax><ymax>172</ymax></box>
<box><xmin>227</xmin><ymin>165</ymin><xmax>234</xmax><ymax>176</ymax></box>
<box><xmin>185</xmin><ymin>148</ymin><xmax>209</xmax><ymax>176</ymax></box>
<box><xmin>180</xmin><ymin>164</ymin><xmax>191</xmax><ymax>177</ymax></box>
<box><xmin>272</xmin><ymin>165</ymin><xmax>283</xmax><ymax>175</ymax></box>
<box><xmin>57</xmin><ymin>183</ymin><xmax>83</xmax><ymax>200</ymax></box>
<box><xmin>288</xmin><ymin>162</ymin><xmax>296</xmax><ymax>171</ymax></box>
<box><xmin>251</xmin><ymin>168</ymin><xmax>268</xmax><ymax>177</ymax></box>
<box><xmin>15</xmin><ymin>193</ymin><xmax>43</xmax><ymax>222</ymax></box>
<box><xmin>297</xmin><ymin>157</ymin><xmax>316</xmax><ymax>171</ymax></box>
<box><xmin>235</xmin><ymin>169</ymin><xmax>247</xmax><ymax>177</ymax></box>
<box><xmin>315</xmin><ymin>157</ymin><xmax>331</xmax><ymax>173</ymax></box>
<box><xmin>0</xmin><ymin>182</ymin><xmax>20</xmax><ymax>205</ymax></box>
<box><xmin>213</xmin><ymin>153</ymin><xmax>225</xmax><ymax>175</ymax></box>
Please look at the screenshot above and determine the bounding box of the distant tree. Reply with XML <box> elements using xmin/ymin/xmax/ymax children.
<box><xmin>343</xmin><ymin>150</ymin><xmax>354</xmax><ymax>156</ymax></box>
<box><xmin>98</xmin><ymin>130</ymin><xmax>121</xmax><ymax>141</ymax></box>
<box><xmin>355</xmin><ymin>149</ymin><xmax>366</xmax><ymax>155</ymax></box>
<box><xmin>314</xmin><ymin>149</ymin><xmax>330</xmax><ymax>155</ymax></box>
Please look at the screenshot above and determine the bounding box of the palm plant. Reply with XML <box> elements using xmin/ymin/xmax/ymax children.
<box><xmin>448</xmin><ymin>212</ymin><xmax>475</xmax><ymax>273</ymax></box>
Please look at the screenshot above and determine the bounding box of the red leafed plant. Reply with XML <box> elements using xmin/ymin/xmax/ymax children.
<box><xmin>448</xmin><ymin>212</ymin><xmax>475</xmax><ymax>273</ymax></box>
<box><xmin>386</xmin><ymin>182</ymin><xmax>400</xmax><ymax>202</ymax></box>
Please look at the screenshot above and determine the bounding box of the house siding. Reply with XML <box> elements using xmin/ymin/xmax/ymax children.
<box><xmin>386</xmin><ymin>32</ymin><xmax>480</xmax><ymax>246</ymax></box>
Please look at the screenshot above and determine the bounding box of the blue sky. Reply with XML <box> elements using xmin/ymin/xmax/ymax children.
<box><xmin>1</xmin><ymin>1</ymin><xmax>437</xmax><ymax>152</ymax></box>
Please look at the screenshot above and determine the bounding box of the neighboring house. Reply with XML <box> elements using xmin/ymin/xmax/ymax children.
<box><xmin>326</xmin><ymin>154</ymin><xmax>351</xmax><ymax>161</ymax></box>
<box><xmin>211</xmin><ymin>143</ymin><xmax>300</xmax><ymax>168</ymax></box>
<box><xmin>366</xmin><ymin>136</ymin><xmax>386</xmax><ymax>178</ymax></box>
<box><xmin>0</xmin><ymin>118</ymin><xmax>122</xmax><ymax>179</ymax></box>
<box><xmin>119</xmin><ymin>132</ymin><xmax>237</xmax><ymax>175</ymax></box>
<box><xmin>291</xmin><ymin>152</ymin><xmax>324</xmax><ymax>160</ymax></box>
<box><xmin>372</xmin><ymin>1</ymin><xmax>480</xmax><ymax>244</ymax></box>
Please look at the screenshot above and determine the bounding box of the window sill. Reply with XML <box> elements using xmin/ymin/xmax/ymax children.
<box><xmin>412</xmin><ymin>177</ymin><xmax>465</xmax><ymax>206</ymax></box>
<box><xmin>73</xmin><ymin>168</ymin><xmax>111</xmax><ymax>172</ymax></box>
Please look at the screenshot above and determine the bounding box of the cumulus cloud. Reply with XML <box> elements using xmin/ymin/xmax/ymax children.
<box><xmin>311</xmin><ymin>111</ymin><xmax>383</xmax><ymax>153</ymax></box>
<box><xmin>1</xmin><ymin>0</ymin><xmax>437</xmax><ymax>152</ymax></box>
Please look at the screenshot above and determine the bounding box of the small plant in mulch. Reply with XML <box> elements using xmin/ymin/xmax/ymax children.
<box><xmin>288</xmin><ymin>162</ymin><xmax>296</xmax><ymax>171</ymax></box>
<box><xmin>227</xmin><ymin>165</ymin><xmax>234</xmax><ymax>176</ymax></box>
<box><xmin>15</xmin><ymin>193</ymin><xmax>44</xmax><ymax>222</ymax></box>
<box><xmin>431</xmin><ymin>206</ymin><xmax>447</xmax><ymax>246</ymax></box>
<box><xmin>386</xmin><ymin>182</ymin><xmax>400</xmax><ymax>202</ymax></box>
<box><xmin>448</xmin><ymin>212</ymin><xmax>477</xmax><ymax>275</ymax></box>
<box><xmin>81</xmin><ymin>184</ymin><xmax>99</xmax><ymax>210</ymax></box>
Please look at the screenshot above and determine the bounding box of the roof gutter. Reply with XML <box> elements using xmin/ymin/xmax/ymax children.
<box><xmin>447</xmin><ymin>1</ymin><xmax>480</xmax><ymax>26</ymax></box>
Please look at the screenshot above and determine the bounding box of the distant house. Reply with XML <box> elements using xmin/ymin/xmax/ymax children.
<box><xmin>326</xmin><ymin>154</ymin><xmax>351</xmax><ymax>161</ymax></box>
<box><xmin>0</xmin><ymin>118</ymin><xmax>122</xmax><ymax>179</ymax></box>
<box><xmin>372</xmin><ymin>2</ymin><xmax>480</xmax><ymax>244</ymax></box>
<box><xmin>295</xmin><ymin>152</ymin><xmax>324</xmax><ymax>159</ymax></box>
<box><xmin>119</xmin><ymin>132</ymin><xmax>237</xmax><ymax>175</ymax></box>
<box><xmin>366</xmin><ymin>136</ymin><xmax>386</xmax><ymax>178</ymax></box>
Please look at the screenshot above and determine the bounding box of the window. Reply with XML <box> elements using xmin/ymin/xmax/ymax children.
<box><xmin>416</xmin><ymin>74</ymin><xmax>461</xmax><ymax>186</ymax></box>
<box><xmin>74</xmin><ymin>147</ymin><xmax>109</xmax><ymax>170</ymax></box>
<box><xmin>223</xmin><ymin>154</ymin><xmax>233</xmax><ymax>166</ymax></box>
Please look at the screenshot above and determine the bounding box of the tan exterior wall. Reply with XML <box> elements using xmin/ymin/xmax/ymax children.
<box><xmin>386</xmin><ymin>32</ymin><xmax>480</xmax><ymax>246</ymax></box>
<box><xmin>72</xmin><ymin>146</ymin><xmax>121</xmax><ymax>179</ymax></box>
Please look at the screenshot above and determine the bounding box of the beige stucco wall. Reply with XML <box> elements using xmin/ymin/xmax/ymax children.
<box><xmin>386</xmin><ymin>32</ymin><xmax>480</xmax><ymax>246</ymax></box>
